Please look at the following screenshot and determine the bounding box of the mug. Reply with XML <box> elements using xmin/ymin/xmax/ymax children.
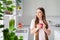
<box><xmin>39</xmin><ymin>23</ymin><xmax>43</xmax><ymax>28</ymax></box>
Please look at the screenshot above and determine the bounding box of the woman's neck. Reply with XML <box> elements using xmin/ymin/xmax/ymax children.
<box><xmin>39</xmin><ymin>18</ymin><xmax>43</xmax><ymax>23</ymax></box>
<box><xmin>39</xmin><ymin>18</ymin><xmax>42</xmax><ymax>21</ymax></box>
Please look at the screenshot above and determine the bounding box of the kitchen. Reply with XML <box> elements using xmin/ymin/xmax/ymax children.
<box><xmin>0</xmin><ymin>0</ymin><xmax>60</xmax><ymax>40</ymax></box>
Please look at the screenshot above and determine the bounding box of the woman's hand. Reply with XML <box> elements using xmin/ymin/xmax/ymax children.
<box><xmin>43</xmin><ymin>23</ymin><xmax>51</xmax><ymax>36</ymax></box>
<box><xmin>37</xmin><ymin>24</ymin><xmax>42</xmax><ymax>29</ymax></box>
<box><xmin>43</xmin><ymin>23</ymin><xmax>46</xmax><ymax>30</ymax></box>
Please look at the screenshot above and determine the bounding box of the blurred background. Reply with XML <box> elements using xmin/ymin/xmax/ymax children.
<box><xmin>0</xmin><ymin>0</ymin><xmax>60</xmax><ymax>40</ymax></box>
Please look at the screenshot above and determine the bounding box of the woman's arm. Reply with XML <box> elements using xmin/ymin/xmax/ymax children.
<box><xmin>44</xmin><ymin>28</ymin><xmax>51</xmax><ymax>36</ymax></box>
<box><xmin>30</xmin><ymin>19</ymin><xmax>39</xmax><ymax>34</ymax></box>
<box><xmin>43</xmin><ymin>23</ymin><xmax>51</xmax><ymax>36</ymax></box>
<box><xmin>30</xmin><ymin>23</ymin><xmax>41</xmax><ymax>34</ymax></box>
<box><xmin>30</xmin><ymin>27</ymin><xmax>39</xmax><ymax>34</ymax></box>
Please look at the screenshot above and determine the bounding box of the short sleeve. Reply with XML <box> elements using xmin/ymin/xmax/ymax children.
<box><xmin>30</xmin><ymin>19</ymin><xmax>35</xmax><ymax>29</ymax></box>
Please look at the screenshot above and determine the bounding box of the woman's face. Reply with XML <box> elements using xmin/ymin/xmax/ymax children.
<box><xmin>36</xmin><ymin>9</ymin><xmax>43</xmax><ymax>19</ymax></box>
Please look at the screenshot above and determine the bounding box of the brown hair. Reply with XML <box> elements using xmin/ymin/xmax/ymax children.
<box><xmin>35</xmin><ymin>7</ymin><xmax>48</xmax><ymax>40</ymax></box>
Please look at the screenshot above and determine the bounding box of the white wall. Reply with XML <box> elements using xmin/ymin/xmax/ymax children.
<box><xmin>23</xmin><ymin>0</ymin><xmax>60</xmax><ymax>16</ymax></box>
<box><xmin>46</xmin><ymin>0</ymin><xmax>60</xmax><ymax>16</ymax></box>
<box><xmin>18</xmin><ymin>0</ymin><xmax>60</xmax><ymax>25</ymax></box>
<box><xmin>23</xmin><ymin>0</ymin><xmax>47</xmax><ymax>16</ymax></box>
<box><xmin>18</xmin><ymin>0</ymin><xmax>47</xmax><ymax>25</ymax></box>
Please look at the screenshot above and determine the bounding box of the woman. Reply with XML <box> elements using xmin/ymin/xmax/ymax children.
<box><xmin>30</xmin><ymin>7</ymin><xmax>51</xmax><ymax>40</ymax></box>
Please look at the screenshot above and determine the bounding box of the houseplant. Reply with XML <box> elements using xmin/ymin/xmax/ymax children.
<box><xmin>19</xmin><ymin>35</ymin><xmax>23</xmax><ymax>40</ymax></box>
<box><xmin>0</xmin><ymin>0</ymin><xmax>15</xmax><ymax>15</ymax></box>
<box><xmin>3</xmin><ymin>28</ymin><xmax>18</xmax><ymax>40</ymax></box>
<box><xmin>0</xmin><ymin>25</ymin><xmax>4</xmax><ymax>28</ymax></box>
<box><xmin>9</xmin><ymin>19</ymin><xmax>15</xmax><ymax>31</ymax></box>
<box><xmin>16</xmin><ymin>0</ymin><xmax>21</xmax><ymax>10</ymax></box>
<box><xmin>0</xmin><ymin>1</ymin><xmax>5</xmax><ymax>20</ymax></box>
<box><xmin>0</xmin><ymin>1</ymin><xmax>4</xmax><ymax>29</ymax></box>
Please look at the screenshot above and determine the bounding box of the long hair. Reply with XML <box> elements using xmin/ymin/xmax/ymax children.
<box><xmin>35</xmin><ymin>7</ymin><xmax>48</xmax><ymax>40</ymax></box>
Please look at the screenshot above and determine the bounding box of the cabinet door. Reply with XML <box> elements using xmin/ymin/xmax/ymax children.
<box><xmin>54</xmin><ymin>30</ymin><xmax>60</xmax><ymax>40</ymax></box>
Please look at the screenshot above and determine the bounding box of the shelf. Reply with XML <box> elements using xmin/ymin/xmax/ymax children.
<box><xmin>4</xmin><ymin>15</ymin><xmax>14</xmax><ymax>16</ymax></box>
<box><xmin>0</xmin><ymin>20</ymin><xmax>3</xmax><ymax>25</ymax></box>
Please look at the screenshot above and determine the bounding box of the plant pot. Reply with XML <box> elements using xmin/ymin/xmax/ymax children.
<box><xmin>5</xmin><ymin>11</ymin><xmax>12</xmax><ymax>15</ymax></box>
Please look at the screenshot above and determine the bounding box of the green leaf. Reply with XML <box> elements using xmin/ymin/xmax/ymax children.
<box><xmin>10</xmin><ymin>32</ymin><xmax>15</xmax><ymax>37</ymax></box>
<box><xmin>9</xmin><ymin>19</ymin><xmax>15</xmax><ymax>31</ymax></box>
<box><xmin>0</xmin><ymin>10</ymin><xmax>4</xmax><ymax>13</ymax></box>
<box><xmin>3</xmin><ymin>28</ymin><xmax>9</xmax><ymax>40</ymax></box>
<box><xmin>0</xmin><ymin>25</ymin><xmax>4</xmax><ymax>28</ymax></box>
<box><xmin>0</xmin><ymin>14</ymin><xmax>3</xmax><ymax>17</ymax></box>
<box><xmin>7</xmin><ymin>7</ymin><xmax>13</xmax><ymax>12</ymax></box>
<box><xmin>2</xmin><ymin>0</ymin><xmax>12</xmax><ymax>5</ymax></box>
<box><xmin>6</xmin><ymin>1</ymin><xmax>12</xmax><ymax>5</ymax></box>
<box><xmin>1</xmin><ymin>7</ymin><xmax>5</xmax><ymax>10</ymax></box>
<box><xmin>2</xmin><ymin>0</ymin><xmax>6</xmax><ymax>3</ymax></box>
<box><xmin>0</xmin><ymin>17</ymin><xmax>3</xmax><ymax>20</ymax></box>
<box><xmin>11</xmin><ymin>5</ymin><xmax>16</xmax><ymax>8</ymax></box>
<box><xmin>20</xmin><ymin>36</ymin><xmax>23</xmax><ymax>39</ymax></box>
<box><xmin>0</xmin><ymin>7</ymin><xmax>5</xmax><ymax>10</ymax></box>
<box><xmin>0</xmin><ymin>3</ymin><xmax>2</xmax><ymax>7</ymax></box>
<box><xmin>3</xmin><ymin>28</ymin><xmax>18</xmax><ymax>40</ymax></box>
<box><xmin>14</xmin><ymin>36</ymin><xmax>18</xmax><ymax>40</ymax></box>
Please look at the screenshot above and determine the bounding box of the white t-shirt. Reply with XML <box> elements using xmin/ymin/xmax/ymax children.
<box><xmin>30</xmin><ymin>19</ymin><xmax>50</xmax><ymax>40</ymax></box>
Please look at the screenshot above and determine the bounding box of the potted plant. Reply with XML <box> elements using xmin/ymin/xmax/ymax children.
<box><xmin>19</xmin><ymin>35</ymin><xmax>23</xmax><ymax>40</ymax></box>
<box><xmin>0</xmin><ymin>2</ymin><xmax>4</xmax><ymax>29</ymax></box>
<box><xmin>3</xmin><ymin>28</ymin><xmax>19</xmax><ymax>40</ymax></box>
<box><xmin>16</xmin><ymin>0</ymin><xmax>21</xmax><ymax>5</ymax></box>
<box><xmin>16</xmin><ymin>0</ymin><xmax>21</xmax><ymax>10</ymax></box>
<box><xmin>0</xmin><ymin>1</ymin><xmax>5</xmax><ymax>20</ymax></box>
<box><xmin>9</xmin><ymin>19</ymin><xmax>15</xmax><ymax>31</ymax></box>
<box><xmin>0</xmin><ymin>0</ymin><xmax>15</xmax><ymax>15</ymax></box>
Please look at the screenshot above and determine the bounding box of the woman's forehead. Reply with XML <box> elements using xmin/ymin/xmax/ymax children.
<box><xmin>36</xmin><ymin>9</ymin><xmax>42</xmax><ymax>12</ymax></box>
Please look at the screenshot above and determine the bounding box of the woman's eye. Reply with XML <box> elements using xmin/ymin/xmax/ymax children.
<box><xmin>39</xmin><ymin>12</ymin><xmax>41</xmax><ymax>13</ymax></box>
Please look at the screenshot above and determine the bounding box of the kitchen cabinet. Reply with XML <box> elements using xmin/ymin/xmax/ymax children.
<box><xmin>54</xmin><ymin>30</ymin><xmax>60</xmax><ymax>40</ymax></box>
<box><xmin>4</xmin><ymin>0</ymin><xmax>23</xmax><ymax>29</ymax></box>
<box><xmin>50</xmin><ymin>25</ymin><xmax>60</xmax><ymax>40</ymax></box>
<box><xmin>15</xmin><ymin>27</ymin><xmax>29</xmax><ymax>40</ymax></box>
<box><xmin>53</xmin><ymin>26</ymin><xmax>60</xmax><ymax>40</ymax></box>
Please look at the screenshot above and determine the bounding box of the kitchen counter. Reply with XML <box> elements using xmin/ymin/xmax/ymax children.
<box><xmin>50</xmin><ymin>25</ymin><xmax>60</xmax><ymax>40</ymax></box>
<box><xmin>15</xmin><ymin>26</ymin><xmax>29</xmax><ymax>40</ymax></box>
<box><xmin>17</xmin><ymin>25</ymin><xmax>60</xmax><ymax>40</ymax></box>
<box><xmin>50</xmin><ymin>25</ymin><xmax>60</xmax><ymax>32</ymax></box>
